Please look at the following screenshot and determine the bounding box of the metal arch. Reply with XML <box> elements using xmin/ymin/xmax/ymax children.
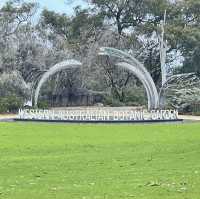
<box><xmin>117</xmin><ymin>62</ymin><xmax>157</xmax><ymax>110</ymax></box>
<box><xmin>34</xmin><ymin>48</ymin><xmax>159</xmax><ymax>109</ymax></box>
<box><xmin>34</xmin><ymin>60</ymin><xmax>82</xmax><ymax>107</ymax></box>
<box><xmin>99</xmin><ymin>47</ymin><xmax>159</xmax><ymax>110</ymax></box>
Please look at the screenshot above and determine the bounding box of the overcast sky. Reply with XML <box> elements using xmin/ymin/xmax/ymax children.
<box><xmin>0</xmin><ymin>0</ymin><xmax>88</xmax><ymax>15</ymax></box>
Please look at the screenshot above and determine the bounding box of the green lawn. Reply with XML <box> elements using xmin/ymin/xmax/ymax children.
<box><xmin>0</xmin><ymin>122</ymin><xmax>200</xmax><ymax>199</ymax></box>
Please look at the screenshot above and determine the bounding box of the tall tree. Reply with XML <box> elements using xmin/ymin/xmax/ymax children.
<box><xmin>0</xmin><ymin>0</ymin><xmax>37</xmax><ymax>72</ymax></box>
<box><xmin>88</xmin><ymin>0</ymin><xmax>149</xmax><ymax>35</ymax></box>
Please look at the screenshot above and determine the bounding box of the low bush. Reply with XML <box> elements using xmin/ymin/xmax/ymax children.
<box><xmin>103</xmin><ymin>96</ymin><xmax>124</xmax><ymax>107</ymax></box>
<box><xmin>37</xmin><ymin>101</ymin><xmax>49</xmax><ymax>109</ymax></box>
<box><xmin>0</xmin><ymin>95</ymin><xmax>23</xmax><ymax>113</ymax></box>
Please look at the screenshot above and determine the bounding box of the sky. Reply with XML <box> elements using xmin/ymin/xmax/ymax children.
<box><xmin>0</xmin><ymin>0</ymin><xmax>88</xmax><ymax>15</ymax></box>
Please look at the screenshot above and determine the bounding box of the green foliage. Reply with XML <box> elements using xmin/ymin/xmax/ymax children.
<box><xmin>0</xmin><ymin>73</ymin><xmax>28</xmax><ymax>97</ymax></box>
<box><xmin>91</xmin><ymin>0</ymin><xmax>149</xmax><ymax>35</ymax></box>
<box><xmin>0</xmin><ymin>72</ymin><xmax>29</xmax><ymax>113</ymax></box>
<box><xmin>103</xmin><ymin>87</ymin><xmax>146</xmax><ymax>107</ymax></box>
<box><xmin>37</xmin><ymin>100</ymin><xmax>49</xmax><ymax>109</ymax></box>
<box><xmin>103</xmin><ymin>95</ymin><xmax>125</xmax><ymax>107</ymax></box>
<box><xmin>189</xmin><ymin>103</ymin><xmax>200</xmax><ymax>116</ymax></box>
<box><xmin>123</xmin><ymin>88</ymin><xmax>147</xmax><ymax>106</ymax></box>
<box><xmin>41</xmin><ymin>9</ymin><xmax>71</xmax><ymax>37</ymax></box>
<box><xmin>0</xmin><ymin>95</ymin><xmax>23</xmax><ymax>113</ymax></box>
<box><xmin>0</xmin><ymin>0</ymin><xmax>200</xmax><ymax>109</ymax></box>
<box><xmin>41</xmin><ymin>7</ymin><xmax>104</xmax><ymax>42</ymax></box>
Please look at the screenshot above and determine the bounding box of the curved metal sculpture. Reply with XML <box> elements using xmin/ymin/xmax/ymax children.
<box><xmin>34</xmin><ymin>60</ymin><xmax>82</xmax><ymax>107</ymax></box>
<box><xmin>99</xmin><ymin>47</ymin><xmax>159</xmax><ymax>110</ymax></box>
<box><xmin>117</xmin><ymin>62</ymin><xmax>158</xmax><ymax>110</ymax></box>
<box><xmin>34</xmin><ymin>49</ymin><xmax>159</xmax><ymax>109</ymax></box>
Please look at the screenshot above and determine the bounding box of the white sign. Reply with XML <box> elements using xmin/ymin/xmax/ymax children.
<box><xmin>18</xmin><ymin>109</ymin><xmax>179</xmax><ymax>121</ymax></box>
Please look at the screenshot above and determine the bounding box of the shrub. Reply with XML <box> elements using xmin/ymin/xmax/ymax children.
<box><xmin>38</xmin><ymin>101</ymin><xmax>49</xmax><ymax>109</ymax></box>
<box><xmin>0</xmin><ymin>71</ymin><xmax>30</xmax><ymax>99</ymax></box>
<box><xmin>103</xmin><ymin>95</ymin><xmax>124</xmax><ymax>107</ymax></box>
<box><xmin>123</xmin><ymin>87</ymin><xmax>146</xmax><ymax>105</ymax></box>
<box><xmin>0</xmin><ymin>95</ymin><xmax>23</xmax><ymax>113</ymax></box>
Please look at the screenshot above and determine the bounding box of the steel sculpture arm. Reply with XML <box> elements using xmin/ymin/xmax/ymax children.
<box><xmin>34</xmin><ymin>60</ymin><xmax>82</xmax><ymax>107</ymax></box>
<box><xmin>99</xmin><ymin>47</ymin><xmax>159</xmax><ymax>110</ymax></box>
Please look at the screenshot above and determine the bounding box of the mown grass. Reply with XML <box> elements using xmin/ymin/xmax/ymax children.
<box><xmin>0</xmin><ymin>122</ymin><xmax>200</xmax><ymax>199</ymax></box>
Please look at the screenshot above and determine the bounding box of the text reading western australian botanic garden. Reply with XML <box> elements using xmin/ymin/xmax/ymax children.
<box><xmin>18</xmin><ymin>109</ymin><xmax>179</xmax><ymax>121</ymax></box>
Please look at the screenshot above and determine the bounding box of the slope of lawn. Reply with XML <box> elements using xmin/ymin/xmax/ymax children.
<box><xmin>0</xmin><ymin>122</ymin><xmax>200</xmax><ymax>199</ymax></box>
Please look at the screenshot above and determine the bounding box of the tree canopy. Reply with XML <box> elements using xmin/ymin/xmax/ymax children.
<box><xmin>0</xmin><ymin>0</ymin><xmax>199</xmax><ymax>111</ymax></box>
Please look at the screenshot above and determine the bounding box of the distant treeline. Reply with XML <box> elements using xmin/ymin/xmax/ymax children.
<box><xmin>0</xmin><ymin>0</ymin><xmax>200</xmax><ymax>112</ymax></box>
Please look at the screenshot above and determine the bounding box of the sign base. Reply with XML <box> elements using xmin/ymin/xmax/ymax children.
<box><xmin>14</xmin><ymin>118</ymin><xmax>183</xmax><ymax>123</ymax></box>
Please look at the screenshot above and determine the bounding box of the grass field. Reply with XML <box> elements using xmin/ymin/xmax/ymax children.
<box><xmin>0</xmin><ymin>122</ymin><xmax>200</xmax><ymax>199</ymax></box>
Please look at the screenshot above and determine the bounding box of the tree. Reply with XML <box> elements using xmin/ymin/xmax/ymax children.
<box><xmin>41</xmin><ymin>9</ymin><xmax>71</xmax><ymax>40</ymax></box>
<box><xmin>0</xmin><ymin>0</ymin><xmax>199</xmax><ymax>109</ymax></box>
<box><xmin>88</xmin><ymin>0</ymin><xmax>149</xmax><ymax>35</ymax></box>
<box><xmin>0</xmin><ymin>0</ymin><xmax>37</xmax><ymax>73</ymax></box>
<box><xmin>162</xmin><ymin>0</ymin><xmax>200</xmax><ymax>73</ymax></box>
<box><xmin>180</xmin><ymin>0</ymin><xmax>200</xmax><ymax>73</ymax></box>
